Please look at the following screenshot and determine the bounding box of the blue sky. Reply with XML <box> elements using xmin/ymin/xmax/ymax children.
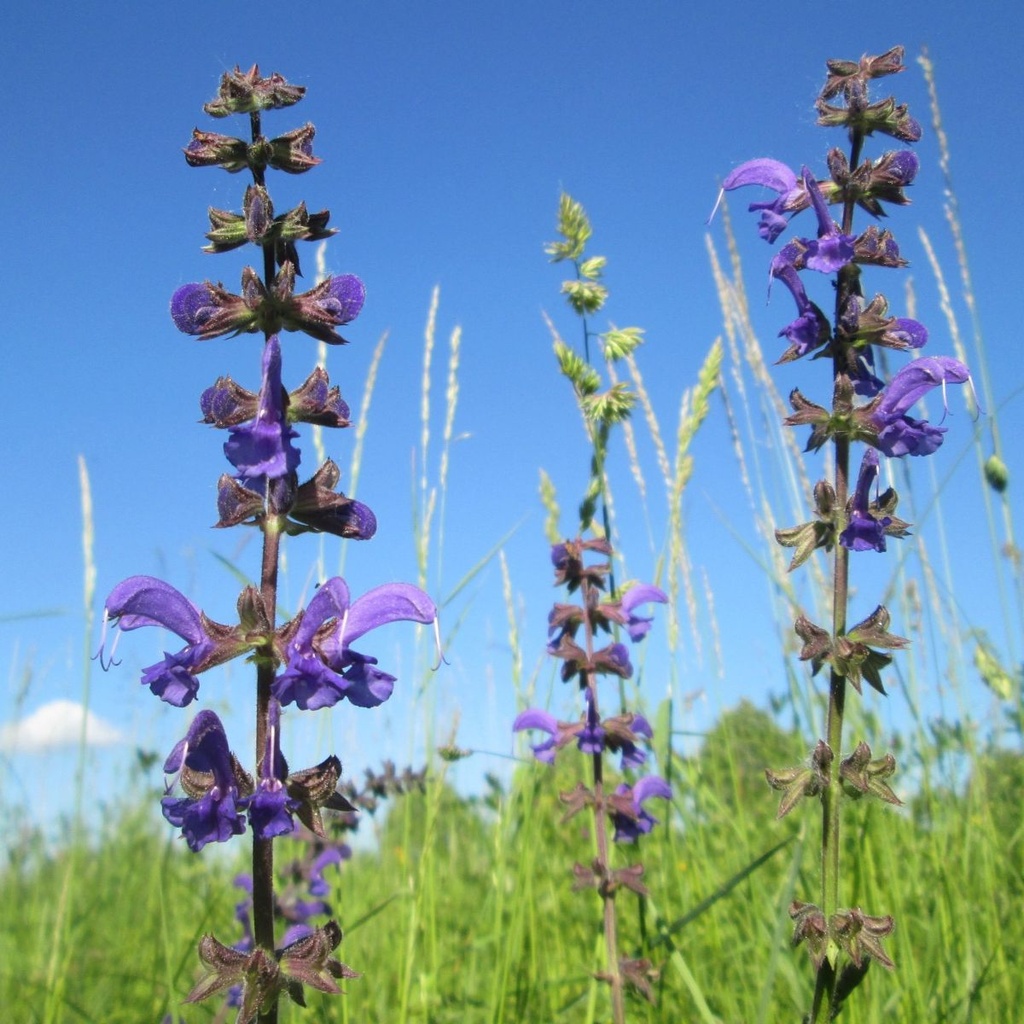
<box><xmin>3</xmin><ymin>2</ymin><xmax>1022</xmax><ymax>832</ymax></box>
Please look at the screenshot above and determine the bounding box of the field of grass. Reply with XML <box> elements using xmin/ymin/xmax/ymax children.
<box><xmin>2</xmin><ymin>54</ymin><xmax>1022</xmax><ymax>1024</ymax></box>
<box><xmin>2</xmin><ymin>706</ymin><xmax>1021</xmax><ymax>1022</ymax></box>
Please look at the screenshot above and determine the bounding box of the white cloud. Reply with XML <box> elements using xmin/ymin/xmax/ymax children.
<box><xmin>0</xmin><ymin>700</ymin><xmax>124</xmax><ymax>754</ymax></box>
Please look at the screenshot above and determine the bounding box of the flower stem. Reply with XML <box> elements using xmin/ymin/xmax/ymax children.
<box><xmin>254</xmin><ymin>521</ymin><xmax>282</xmax><ymax>1024</ymax></box>
<box><xmin>251</xmin><ymin>103</ymin><xmax>282</xmax><ymax>1019</ymax></box>
<box><xmin>810</xmin><ymin>151</ymin><xmax>862</xmax><ymax>1020</ymax></box>
<box><xmin>581</xmin><ymin>573</ymin><xmax>625</xmax><ymax>1024</ymax></box>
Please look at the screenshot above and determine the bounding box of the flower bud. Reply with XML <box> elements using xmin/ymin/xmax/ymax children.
<box><xmin>268</xmin><ymin>124</ymin><xmax>321</xmax><ymax>174</ymax></box>
<box><xmin>203</xmin><ymin>65</ymin><xmax>305</xmax><ymax>118</ymax></box>
<box><xmin>184</xmin><ymin>129</ymin><xmax>249</xmax><ymax>172</ymax></box>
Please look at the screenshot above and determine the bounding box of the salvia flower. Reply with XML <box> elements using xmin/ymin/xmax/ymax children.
<box><xmin>280</xmin><ymin>274</ymin><xmax>366</xmax><ymax>345</ymax></box>
<box><xmin>840</xmin><ymin>449</ymin><xmax>891</xmax><ymax>552</ymax></box>
<box><xmin>248</xmin><ymin>699</ymin><xmax>299</xmax><ymax>840</ymax></box>
<box><xmin>604</xmin><ymin>583</ymin><xmax>669</xmax><ymax>641</ymax></box>
<box><xmin>267</xmin><ymin>124</ymin><xmax>321</xmax><ymax>174</ymax></box>
<box><xmin>274</xmin><ymin>578</ymin><xmax>437</xmax><ymax>711</ymax></box>
<box><xmin>170</xmin><ymin>278</ymin><xmax>260</xmax><ymax>339</ymax></box>
<box><xmin>102</xmin><ymin>576</ymin><xmax>249</xmax><ymax>706</ymax></box>
<box><xmin>713</xmin><ymin>158</ymin><xmax>802</xmax><ymax>243</ymax></box>
<box><xmin>609</xmin><ymin>775</ymin><xmax>672</xmax><ymax>843</ymax></box>
<box><xmin>184</xmin><ymin>129</ymin><xmax>250</xmax><ymax>172</ymax></box>
<box><xmin>512</xmin><ymin>708</ymin><xmax>571</xmax><ymax>763</ymax></box>
<box><xmin>161</xmin><ymin>710</ymin><xmax>252</xmax><ymax>852</ymax></box>
<box><xmin>223</xmin><ymin>335</ymin><xmax>301</xmax><ymax>489</ymax></box>
<box><xmin>868</xmin><ymin>355</ymin><xmax>971</xmax><ymax>457</ymax></box>
<box><xmin>769</xmin><ymin>169</ymin><xmax>855</xmax><ymax>278</ymax></box>
<box><xmin>772</xmin><ymin>262</ymin><xmax>831</xmax><ymax>362</ymax></box>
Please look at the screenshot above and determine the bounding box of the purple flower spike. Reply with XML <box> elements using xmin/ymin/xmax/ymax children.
<box><xmin>871</xmin><ymin>356</ymin><xmax>971</xmax><ymax>457</ymax></box>
<box><xmin>223</xmin><ymin>335</ymin><xmax>301</xmax><ymax>488</ymax></box>
<box><xmin>611</xmin><ymin>775</ymin><xmax>672</xmax><ymax>843</ymax></box>
<box><xmin>161</xmin><ymin>710</ymin><xmax>250</xmax><ymax>851</ymax></box>
<box><xmin>840</xmin><ymin>449</ymin><xmax>891</xmax><ymax>552</ymax></box>
<box><xmin>714</xmin><ymin>158</ymin><xmax>801</xmax><ymax>243</ymax></box>
<box><xmin>248</xmin><ymin>699</ymin><xmax>298</xmax><ymax>840</ymax></box>
<box><xmin>171</xmin><ymin>282</ymin><xmax>219</xmax><ymax>335</ymax></box>
<box><xmin>103</xmin><ymin>575</ymin><xmax>240</xmax><ymax>706</ymax></box>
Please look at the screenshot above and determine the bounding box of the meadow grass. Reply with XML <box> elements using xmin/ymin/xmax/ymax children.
<box><xmin>2</xmin><ymin>59</ymin><xmax>1021</xmax><ymax>1024</ymax></box>
<box><xmin>1</xmin><ymin>711</ymin><xmax>1020</xmax><ymax>1022</ymax></box>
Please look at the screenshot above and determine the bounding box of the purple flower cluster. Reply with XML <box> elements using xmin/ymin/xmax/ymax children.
<box><xmin>98</xmin><ymin>65</ymin><xmax>438</xmax><ymax>864</ymax></box>
<box><xmin>514</xmin><ymin>537</ymin><xmax>671</xmax><ymax>844</ymax></box>
<box><xmin>714</xmin><ymin>94</ymin><xmax>972</xmax><ymax>556</ymax></box>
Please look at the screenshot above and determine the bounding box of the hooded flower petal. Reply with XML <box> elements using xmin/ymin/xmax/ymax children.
<box><xmin>611</xmin><ymin>775</ymin><xmax>672</xmax><ymax>843</ymax></box>
<box><xmin>320</xmin><ymin>583</ymin><xmax>437</xmax><ymax>708</ymax></box>
<box><xmin>618</xmin><ymin>583</ymin><xmax>669</xmax><ymax>641</ymax></box>
<box><xmin>274</xmin><ymin>580</ymin><xmax>436</xmax><ymax>711</ymax></box>
<box><xmin>714</xmin><ymin>158</ymin><xmax>801</xmax><ymax>243</ymax></box>
<box><xmin>512</xmin><ymin>708</ymin><xmax>561</xmax><ymax>763</ymax></box>
<box><xmin>103</xmin><ymin>576</ymin><xmax>238</xmax><ymax>706</ymax></box>
<box><xmin>274</xmin><ymin>579</ymin><xmax>353</xmax><ymax>710</ymax></box>
<box><xmin>870</xmin><ymin>356</ymin><xmax>971</xmax><ymax>457</ymax></box>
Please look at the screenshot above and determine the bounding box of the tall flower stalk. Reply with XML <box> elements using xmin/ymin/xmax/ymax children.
<box><xmin>99</xmin><ymin>66</ymin><xmax>436</xmax><ymax>1024</ymax></box>
<box><xmin>715</xmin><ymin>47</ymin><xmax>971</xmax><ymax>1021</ymax></box>
<box><xmin>514</xmin><ymin>196</ymin><xmax>669</xmax><ymax>1021</ymax></box>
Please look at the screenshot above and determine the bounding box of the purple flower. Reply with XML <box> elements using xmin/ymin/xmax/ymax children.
<box><xmin>102</xmin><ymin>576</ymin><xmax>244</xmax><ymax>706</ymax></box>
<box><xmin>169</xmin><ymin>279</ymin><xmax>259</xmax><ymax>340</ymax></box>
<box><xmin>610</xmin><ymin>775</ymin><xmax>671</xmax><ymax>843</ymax></box>
<box><xmin>512</xmin><ymin>708</ymin><xmax>564</xmax><ymax>763</ymax></box>
<box><xmin>161</xmin><ymin>710</ymin><xmax>250</xmax><ymax>851</ymax></box>
<box><xmin>800</xmin><ymin>168</ymin><xmax>855</xmax><ymax>273</ymax></box>
<box><xmin>247</xmin><ymin>699</ymin><xmax>299</xmax><ymax>840</ymax></box>
<box><xmin>617</xmin><ymin>584</ymin><xmax>668</xmax><ymax>642</ymax></box>
<box><xmin>318</xmin><ymin>275</ymin><xmax>365</xmax><ymax>325</ymax></box>
<box><xmin>606</xmin><ymin>713</ymin><xmax>653</xmax><ymax>770</ymax></box>
<box><xmin>283</xmin><ymin>274</ymin><xmax>367</xmax><ymax>344</ymax></box>
<box><xmin>714</xmin><ymin>158</ymin><xmax>801</xmax><ymax>243</ymax></box>
<box><xmin>223</xmin><ymin>335</ymin><xmax>301</xmax><ymax>489</ymax></box>
<box><xmin>888</xmin><ymin>318</ymin><xmax>928</xmax><ymax>350</ymax></box>
<box><xmin>274</xmin><ymin>578</ymin><xmax>437</xmax><ymax>711</ymax></box>
<box><xmin>170</xmin><ymin>282</ymin><xmax>219</xmax><ymax>335</ymax></box>
<box><xmin>308</xmin><ymin>847</ymin><xmax>347</xmax><ymax>897</ymax></box>
<box><xmin>772</xmin><ymin>263</ymin><xmax>831</xmax><ymax>361</ymax></box>
<box><xmin>602</xmin><ymin>642</ymin><xmax>634</xmax><ymax>679</ymax></box>
<box><xmin>870</xmin><ymin>356</ymin><xmax>971</xmax><ymax>457</ymax></box>
<box><xmin>840</xmin><ymin>449</ymin><xmax>891</xmax><ymax>552</ymax></box>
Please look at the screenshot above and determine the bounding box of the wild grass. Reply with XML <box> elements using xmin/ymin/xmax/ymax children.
<box><xmin>2</xmin><ymin>57</ymin><xmax>1021</xmax><ymax>1024</ymax></box>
